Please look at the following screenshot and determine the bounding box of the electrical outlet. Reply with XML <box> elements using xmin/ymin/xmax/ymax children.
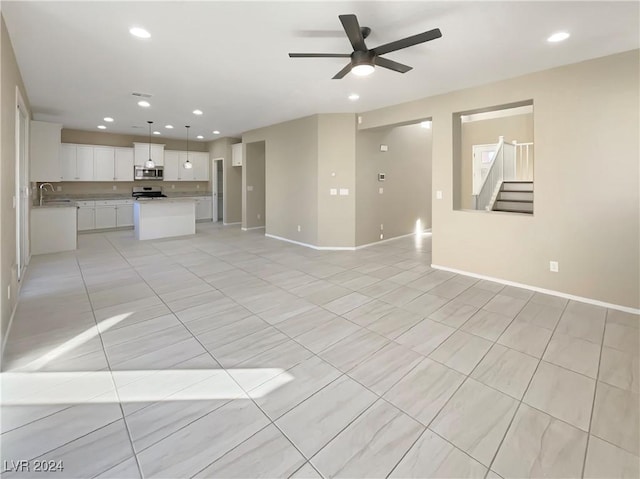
<box><xmin>379</xmin><ymin>187</ymin><xmax>384</xmax><ymax>194</ymax></box>
<box><xmin>171</xmin><ymin>184</ymin><xmax>175</xmax><ymax>189</ymax></box>
<box><xmin>197</xmin><ymin>184</ymin><xmax>200</xmax><ymax>189</ymax></box>
<box><xmin>7</xmin><ymin>285</ymin><xmax>10</xmax><ymax>300</ymax></box>
<box><xmin>380</xmin><ymin>144</ymin><xmax>388</xmax><ymax>152</ymax></box>
<box><xmin>358</xmin><ymin>116</ymin><xmax>362</xmax><ymax>124</ymax></box>
<box><xmin>380</xmin><ymin>224</ymin><xmax>384</xmax><ymax>231</ymax></box>
<box><xmin>549</xmin><ymin>261</ymin><xmax>559</xmax><ymax>272</ymax></box>
<box><xmin>436</xmin><ymin>190</ymin><xmax>443</xmax><ymax>200</ymax></box>
<box><xmin>380</xmin><ymin>233</ymin><xmax>384</xmax><ymax>239</ymax></box>
<box><xmin>297</xmin><ymin>225</ymin><xmax>301</xmax><ymax>232</ymax></box>
<box><xmin>112</xmin><ymin>185</ymin><xmax>117</xmax><ymax>191</ymax></box>
<box><xmin>56</xmin><ymin>186</ymin><xmax>62</xmax><ymax>192</ymax></box>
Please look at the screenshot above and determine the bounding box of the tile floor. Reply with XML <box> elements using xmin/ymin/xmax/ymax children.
<box><xmin>1</xmin><ymin>223</ymin><xmax>638</xmax><ymax>478</ymax></box>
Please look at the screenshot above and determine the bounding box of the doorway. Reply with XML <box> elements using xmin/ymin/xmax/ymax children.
<box><xmin>15</xmin><ymin>88</ymin><xmax>29</xmax><ymax>281</ymax></box>
<box><xmin>211</xmin><ymin>158</ymin><xmax>224</xmax><ymax>222</ymax></box>
<box><xmin>472</xmin><ymin>143</ymin><xmax>497</xmax><ymax>195</ymax></box>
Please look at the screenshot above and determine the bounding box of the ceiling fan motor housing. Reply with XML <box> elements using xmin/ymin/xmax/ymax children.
<box><xmin>352</xmin><ymin>49</ymin><xmax>375</xmax><ymax>66</ymax></box>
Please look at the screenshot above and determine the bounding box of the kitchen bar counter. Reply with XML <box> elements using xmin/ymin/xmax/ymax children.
<box><xmin>133</xmin><ymin>198</ymin><xmax>196</xmax><ymax>240</ymax></box>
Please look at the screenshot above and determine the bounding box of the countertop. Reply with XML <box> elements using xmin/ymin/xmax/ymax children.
<box><xmin>36</xmin><ymin>192</ymin><xmax>211</xmax><ymax>205</ymax></box>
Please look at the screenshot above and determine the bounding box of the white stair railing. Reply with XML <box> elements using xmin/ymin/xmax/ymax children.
<box><xmin>514</xmin><ymin>142</ymin><xmax>534</xmax><ymax>181</ymax></box>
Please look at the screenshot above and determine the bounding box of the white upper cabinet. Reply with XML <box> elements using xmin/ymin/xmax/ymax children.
<box><xmin>30</xmin><ymin>121</ymin><xmax>62</xmax><ymax>182</ymax></box>
<box><xmin>163</xmin><ymin>150</ymin><xmax>209</xmax><ymax>181</ymax></box>
<box><xmin>114</xmin><ymin>148</ymin><xmax>134</xmax><ymax>181</ymax></box>
<box><xmin>61</xmin><ymin>144</ymin><xmax>94</xmax><ymax>181</ymax></box>
<box><xmin>231</xmin><ymin>143</ymin><xmax>242</xmax><ymax>167</ymax></box>
<box><xmin>134</xmin><ymin>143</ymin><xmax>164</xmax><ymax>166</ymax></box>
<box><xmin>93</xmin><ymin>146</ymin><xmax>115</xmax><ymax>181</ymax></box>
<box><xmin>60</xmin><ymin>144</ymin><xmax>77</xmax><ymax>181</ymax></box>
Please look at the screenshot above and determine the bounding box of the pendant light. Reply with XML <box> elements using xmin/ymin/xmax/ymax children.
<box><xmin>183</xmin><ymin>125</ymin><xmax>193</xmax><ymax>169</ymax></box>
<box><xmin>144</xmin><ymin>121</ymin><xmax>155</xmax><ymax>168</ymax></box>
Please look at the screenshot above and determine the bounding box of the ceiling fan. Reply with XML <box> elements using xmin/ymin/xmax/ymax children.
<box><xmin>289</xmin><ymin>14</ymin><xmax>442</xmax><ymax>79</ymax></box>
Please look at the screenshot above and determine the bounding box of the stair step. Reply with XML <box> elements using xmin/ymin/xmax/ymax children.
<box><xmin>493</xmin><ymin>208</ymin><xmax>534</xmax><ymax>214</ymax></box>
<box><xmin>501</xmin><ymin>181</ymin><xmax>534</xmax><ymax>192</ymax></box>
<box><xmin>494</xmin><ymin>200</ymin><xmax>533</xmax><ymax>213</ymax></box>
<box><xmin>497</xmin><ymin>191</ymin><xmax>533</xmax><ymax>202</ymax></box>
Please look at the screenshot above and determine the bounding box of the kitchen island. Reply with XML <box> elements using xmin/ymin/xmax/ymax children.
<box><xmin>133</xmin><ymin>198</ymin><xmax>196</xmax><ymax>240</ymax></box>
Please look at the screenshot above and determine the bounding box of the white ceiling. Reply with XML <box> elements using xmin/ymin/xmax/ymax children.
<box><xmin>2</xmin><ymin>1</ymin><xmax>638</xmax><ymax>141</ymax></box>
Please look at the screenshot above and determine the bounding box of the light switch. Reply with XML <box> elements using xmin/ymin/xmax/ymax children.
<box><xmin>339</xmin><ymin>188</ymin><xmax>349</xmax><ymax>196</ymax></box>
<box><xmin>436</xmin><ymin>190</ymin><xmax>443</xmax><ymax>200</ymax></box>
<box><xmin>358</xmin><ymin>116</ymin><xmax>362</xmax><ymax>124</ymax></box>
<box><xmin>379</xmin><ymin>187</ymin><xmax>384</xmax><ymax>194</ymax></box>
<box><xmin>380</xmin><ymin>144</ymin><xmax>388</xmax><ymax>152</ymax></box>
<box><xmin>247</xmin><ymin>185</ymin><xmax>254</xmax><ymax>191</ymax></box>
<box><xmin>330</xmin><ymin>188</ymin><xmax>338</xmax><ymax>196</ymax></box>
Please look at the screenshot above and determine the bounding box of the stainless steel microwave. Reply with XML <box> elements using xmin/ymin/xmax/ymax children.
<box><xmin>134</xmin><ymin>166</ymin><xmax>163</xmax><ymax>181</ymax></box>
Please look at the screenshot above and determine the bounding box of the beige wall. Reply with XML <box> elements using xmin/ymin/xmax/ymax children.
<box><xmin>208</xmin><ymin>137</ymin><xmax>241</xmax><ymax>224</ymax></box>
<box><xmin>62</xmin><ymin>129</ymin><xmax>208</xmax><ymax>151</ymax></box>
<box><xmin>460</xmin><ymin>113</ymin><xmax>534</xmax><ymax>209</ymax></box>
<box><xmin>317</xmin><ymin>114</ymin><xmax>356</xmax><ymax>248</ymax></box>
<box><xmin>243</xmin><ymin>115</ymin><xmax>319</xmax><ymax>245</ymax></box>
<box><xmin>1</xmin><ymin>14</ymin><xmax>31</xmax><ymax>354</ymax></box>
<box><xmin>360</xmin><ymin>50</ymin><xmax>639</xmax><ymax>309</ymax></box>
<box><xmin>243</xmin><ymin>141</ymin><xmax>266</xmax><ymax>229</ymax></box>
<box><xmin>356</xmin><ymin>123</ymin><xmax>432</xmax><ymax>246</ymax></box>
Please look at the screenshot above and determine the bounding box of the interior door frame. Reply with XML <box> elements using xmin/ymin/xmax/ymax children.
<box><xmin>211</xmin><ymin>157</ymin><xmax>224</xmax><ymax>223</ymax></box>
<box><xmin>15</xmin><ymin>87</ymin><xmax>30</xmax><ymax>282</ymax></box>
<box><xmin>472</xmin><ymin>143</ymin><xmax>498</xmax><ymax>195</ymax></box>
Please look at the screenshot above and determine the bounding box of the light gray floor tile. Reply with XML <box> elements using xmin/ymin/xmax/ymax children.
<box><xmin>429</xmin><ymin>330</ymin><xmax>492</xmax><ymax>375</ymax></box>
<box><xmin>401</xmin><ymin>293</ymin><xmax>450</xmax><ymax>317</ymax></box>
<box><xmin>395</xmin><ymin>319</ymin><xmax>456</xmax><ymax>356</ymax></box>
<box><xmin>604</xmin><ymin>322</ymin><xmax>640</xmax><ymax>355</ymax></box>
<box><xmin>384</xmin><ymin>358</ymin><xmax>465</xmax><ymax>425</ymax></box>
<box><xmin>209</xmin><ymin>326</ymin><xmax>290</xmax><ymax>368</ymax></box>
<box><xmin>342</xmin><ymin>299</ymin><xmax>398</xmax><ymax>327</ymax></box>
<box><xmin>136</xmin><ymin>399</ymin><xmax>269</xmax><ymax>478</ymax></box>
<box><xmin>390</xmin><ymin>429</ymin><xmax>487</xmax><ymax>478</ymax></box>
<box><xmin>93</xmin><ymin>458</ymin><xmax>141</xmax><ymax>479</ymax></box>
<box><xmin>454</xmin><ymin>286</ymin><xmax>496</xmax><ymax>308</ymax></box>
<box><xmin>348</xmin><ymin>341</ymin><xmax>423</xmax><ymax>395</ymax></box>
<box><xmin>275</xmin><ymin>375</ymin><xmax>377</xmax><ymax>457</ymax></box>
<box><xmin>524</xmin><ymin>361</ymin><xmax>595</xmax><ymax>431</ymax></box>
<box><xmin>318</xmin><ymin>328</ymin><xmax>388</xmax><ymax>372</ymax></box>
<box><xmin>555</xmin><ymin>304</ymin><xmax>606</xmax><ymax>344</ymax></box>
<box><xmin>543</xmin><ymin>331</ymin><xmax>601</xmax><ymax>378</ymax></box>
<box><xmin>428</xmin><ymin>278</ymin><xmax>474</xmax><ymax>299</ymax></box>
<box><xmin>194</xmin><ymin>424</ymin><xmax>305</xmax><ymax>478</ymax></box>
<box><xmin>251</xmin><ymin>356</ymin><xmax>342</xmax><ymax>420</ymax></box>
<box><xmin>497</xmin><ymin>320</ymin><xmax>552</xmax><ymax>358</ymax></box>
<box><xmin>584</xmin><ymin>435</ymin><xmax>640</xmax><ymax>479</ymax></box>
<box><xmin>482</xmin><ymin>294</ymin><xmax>527</xmax><ymax>318</ymax></box>
<box><xmin>367</xmin><ymin>308</ymin><xmax>424</xmax><ymax>340</ymax></box>
<box><xmin>276</xmin><ymin>307</ymin><xmax>338</xmax><ymax>338</ymax></box>
<box><xmin>460</xmin><ymin>310</ymin><xmax>513</xmax><ymax>341</ymax></box>
<box><xmin>471</xmin><ymin>344</ymin><xmax>539</xmax><ymax>399</ymax></box>
<box><xmin>530</xmin><ymin>292</ymin><xmax>569</xmax><ymax>308</ymax></box>
<box><xmin>598</xmin><ymin>346</ymin><xmax>639</xmax><ymax>393</ymax></box>
<box><xmin>429</xmin><ymin>300</ymin><xmax>479</xmax><ymax>328</ymax></box>
<box><xmin>515</xmin><ymin>301</ymin><xmax>564</xmax><ymax>330</ymax></box>
<box><xmin>294</xmin><ymin>317</ymin><xmax>361</xmax><ymax>353</ymax></box>
<box><xmin>492</xmin><ymin>404</ymin><xmax>587</xmax><ymax>479</ymax></box>
<box><xmin>290</xmin><ymin>462</ymin><xmax>322</xmax><ymax>478</ymax></box>
<box><xmin>323</xmin><ymin>292</ymin><xmax>372</xmax><ymax>315</ymax></box>
<box><xmin>591</xmin><ymin>381</ymin><xmax>640</xmax><ymax>454</ymax></box>
<box><xmin>311</xmin><ymin>400</ymin><xmax>423</xmax><ymax>478</ymax></box>
<box><xmin>430</xmin><ymin>378</ymin><xmax>518</xmax><ymax>467</ymax></box>
<box><xmin>379</xmin><ymin>285</ymin><xmax>425</xmax><ymax>307</ymax></box>
<box><xmin>606</xmin><ymin>310</ymin><xmax>640</xmax><ymax>329</ymax></box>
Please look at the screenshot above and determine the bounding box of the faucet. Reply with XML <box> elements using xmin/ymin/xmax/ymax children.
<box><xmin>39</xmin><ymin>183</ymin><xmax>54</xmax><ymax>206</ymax></box>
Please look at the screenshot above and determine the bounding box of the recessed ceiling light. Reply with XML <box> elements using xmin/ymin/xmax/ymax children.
<box><xmin>196</xmin><ymin>135</ymin><xmax>204</xmax><ymax>139</ymax></box>
<box><xmin>138</xmin><ymin>100</ymin><xmax>151</xmax><ymax>108</ymax></box>
<box><xmin>420</xmin><ymin>121</ymin><xmax>432</xmax><ymax>129</ymax></box>
<box><xmin>547</xmin><ymin>32</ymin><xmax>570</xmax><ymax>43</ymax></box>
<box><xmin>103</xmin><ymin>117</ymin><xmax>114</xmax><ymax>122</ymax></box>
<box><xmin>165</xmin><ymin>125</ymin><xmax>173</xmax><ymax>129</ymax></box>
<box><xmin>97</xmin><ymin>125</ymin><xmax>107</xmax><ymax>130</ymax></box>
<box><xmin>193</xmin><ymin>109</ymin><xmax>203</xmax><ymax>115</ymax></box>
<box><xmin>153</xmin><ymin>131</ymin><xmax>161</xmax><ymax>135</ymax></box>
<box><xmin>348</xmin><ymin>93</ymin><xmax>360</xmax><ymax>101</ymax></box>
<box><xmin>212</xmin><ymin>130</ymin><xmax>220</xmax><ymax>135</ymax></box>
<box><xmin>129</xmin><ymin>27</ymin><xmax>151</xmax><ymax>39</ymax></box>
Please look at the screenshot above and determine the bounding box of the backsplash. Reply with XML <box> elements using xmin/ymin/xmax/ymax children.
<box><xmin>34</xmin><ymin>181</ymin><xmax>210</xmax><ymax>199</ymax></box>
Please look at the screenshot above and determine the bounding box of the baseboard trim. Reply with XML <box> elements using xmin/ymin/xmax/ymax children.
<box><xmin>2</xmin><ymin>259</ymin><xmax>30</xmax><ymax>367</ymax></box>
<box><xmin>241</xmin><ymin>226</ymin><xmax>266</xmax><ymax>231</ymax></box>
<box><xmin>223</xmin><ymin>222</ymin><xmax>241</xmax><ymax>226</ymax></box>
<box><xmin>264</xmin><ymin>230</ymin><xmax>432</xmax><ymax>251</ymax></box>
<box><xmin>431</xmin><ymin>264</ymin><xmax>640</xmax><ymax>315</ymax></box>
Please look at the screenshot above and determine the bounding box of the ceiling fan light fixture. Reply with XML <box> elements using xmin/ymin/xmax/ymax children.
<box><xmin>352</xmin><ymin>64</ymin><xmax>375</xmax><ymax>76</ymax></box>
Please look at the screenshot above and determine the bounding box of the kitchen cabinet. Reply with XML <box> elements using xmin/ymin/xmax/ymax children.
<box><xmin>30</xmin><ymin>120</ymin><xmax>62</xmax><ymax>182</ymax></box>
<box><xmin>164</xmin><ymin>150</ymin><xmax>209</xmax><ymax>181</ymax></box>
<box><xmin>114</xmin><ymin>148</ymin><xmax>134</xmax><ymax>181</ymax></box>
<box><xmin>116</xmin><ymin>201</ymin><xmax>134</xmax><ymax>227</ymax></box>
<box><xmin>76</xmin><ymin>201</ymin><xmax>96</xmax><ymax>231</ymax></box>
<box><xmin>61</xmin><ymin>144</ymin><xmax>94</xmax><ymax>181</ymax></box>
<box><xmin>231</xmin><ymin>143</ymin><xmax>243</xmax><ymax>167</ymax></box>
<box><xmin>186</xmin><ymin>196</ymin><xmax>213</xmax><ymax>220</ymax></box>
<box><xmin>95</xmin><ymin>201</ymin><xmax>117</xmax><ymax>229</ymax></box>
<box><xmin>134</xmin><ymin>143</ymin><xmax>165</xmax><ymax>166</ymax></box>
<box><xmin>93</xmin><ymin>147</ymin><xmax>115</xmax><ymax>181</ymax></box>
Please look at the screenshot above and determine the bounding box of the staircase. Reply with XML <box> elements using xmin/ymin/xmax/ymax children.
<box><xmin>492</xmin><ymin>181</ymin><xmax>533</xmax><ymax>214</ymax></box>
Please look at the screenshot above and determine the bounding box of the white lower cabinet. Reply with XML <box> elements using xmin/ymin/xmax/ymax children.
<box><xmin>193</xmin><ymin>197</ymin><xmax>213</xmax><ymax>220</ymax></box>
<box><xmin>76</xmin><ymin>201</ymin><xmax>96</xmax><ymax>231</ymax></box>
<box><xmin>76</xmin><ymin>199</ymin><xmax>134</xmax><ymax>231</ymax></box>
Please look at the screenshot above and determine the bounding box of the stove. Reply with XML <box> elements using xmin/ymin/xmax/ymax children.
<box><xmin>132</xmin><ymin>186</ymin><xmax>167</xmax><ymax>200</ymax></box>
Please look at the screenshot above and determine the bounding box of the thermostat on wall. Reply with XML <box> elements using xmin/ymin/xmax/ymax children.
<box><xmin>378</xmin><ymin>173</ymin><xmax>386</xmax><ymax>181</ymax></box>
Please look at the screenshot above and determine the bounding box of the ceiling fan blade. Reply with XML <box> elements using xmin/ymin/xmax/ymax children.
<box><xmin>332</xmin><ymin>63</ymin><xmax>353</xmax><ymax>79</ymax></box>
<box><xmin>289</xmin><ymin>53</ymin><xmax>351</xmax><ymax>58</ymax></box>
<box><xmin>339</xmin><ymin>14</ymin><xmax>367</xmax><ymax>51</ymax></box>
<box><xmin>374</xmin><ymin>56</ymin><xmax>412</xmax><ymax>73</ymax></box>
<box><xmin>372</xmin><ymin>28</ymin><xmax>442</xmax><ymax>56</ymax></box>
